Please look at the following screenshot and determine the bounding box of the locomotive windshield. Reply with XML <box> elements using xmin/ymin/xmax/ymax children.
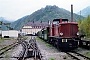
<box><xmin>53</xmin><ymin>21</ymin><xmax>59</xmax><ymax>24</ymax></box>
<box><xmin>52</xmin><ymin>19</ymin><xmax>68</xmax><ymax>24</ymax></box>
<box><xmin>53</xmin><ymin>19</ymin><xmax>60</xmax><ymax>24</ymax></box>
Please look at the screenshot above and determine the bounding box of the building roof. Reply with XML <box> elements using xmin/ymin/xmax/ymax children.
<box><xmin>25</xmin><ymin>22</ymin><xmax>49</xmax><ymax>27</ymax></box>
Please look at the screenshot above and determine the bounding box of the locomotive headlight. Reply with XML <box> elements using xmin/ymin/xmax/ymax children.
<box><xmin>60</xmin><ymin>32</ymin><xmax>63</xmax><ymax>36</ymax></box>
<box><xmin>77</xmin><ymin>32</ymin><xmax>79</xmax><ymax>35</ymax></box>
<box><xmin>62</xmin><ymin>39</ymin><xmax>67</xmax><ymax>42</ymax></box>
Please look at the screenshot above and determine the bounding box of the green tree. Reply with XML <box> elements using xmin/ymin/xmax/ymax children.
<box><xmin>78</xmin><ymin>19</ymin><xmax>85</xmax><ymax>34</ymax></box>
<box><xmin>84</xmin><ymin>15</ymin><xmax>90</xmax><ymax>37</ymax></box>
<box><xmin>78</xmin><ymin>15</ymin><xmax>90</xmax><ymax>37</ymax></box>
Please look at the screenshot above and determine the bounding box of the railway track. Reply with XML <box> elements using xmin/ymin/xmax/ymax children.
<box><xmin>18</xmin><ymin>37</ymin><xmax>42</xmax><ymax>60</ymax></box>
<box><xmin>0</xmin><ymin>42</ymin><xmax>18</xmax><ymax>58</ymax></box>
<box><xmin>65</xmin><ymin>51</ymin><xmax>90</xmax><ymax>60</ymax></box>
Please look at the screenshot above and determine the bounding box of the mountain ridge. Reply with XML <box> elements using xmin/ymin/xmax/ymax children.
<box><xmin>11</xmin><ymin>5</ymin><xmax>84</xmax><ymax>30</ymax></box>
<box><xmin>77</xmin><ymin>6</ymin><xmax>90</xmax><ymax>17</ymax></box>
<box><xmin>0</xmin><ymin>17</ymin><xmax>10</xmax><ymax>23</ymax></box>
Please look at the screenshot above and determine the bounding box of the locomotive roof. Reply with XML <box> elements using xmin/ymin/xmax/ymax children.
<box><xmin>60</xmin><ymin>22</ymin><xmax>78</xmax><ymax>24</ymax></box>
<box><xmin>53</xmin><ymin>19</ymin><xmax>77</xmax><ymax>24</ymax></box>
<box><xmin>53</xmin><ymin>19</ymin><xmax>68</xmax><ymax>22</ymax></box>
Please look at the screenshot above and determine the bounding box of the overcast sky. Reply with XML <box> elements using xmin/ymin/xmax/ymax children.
<box><xmin>0</xmin><ymin>0</ymin><xmax>90</xmax><ymax>21</ymax></box>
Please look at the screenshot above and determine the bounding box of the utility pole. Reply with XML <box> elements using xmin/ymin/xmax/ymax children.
<box><xmin>80</xmin><ymin>10</ymin><xmax>81</xmax><ymax>20</ymax></box>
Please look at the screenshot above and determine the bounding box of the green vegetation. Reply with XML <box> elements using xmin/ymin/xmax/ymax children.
<box><xmin>49</xmin><ymin>58</ymin><xmax>55</xmax><ymax>60</ymax></box>
<box><xmin>63</xmin><ymin>56</ymin><xmax>68</xmax><ymax>59</ymax></box>
<box><xmin>0</xmin><ymin>39</ymin><xmax>3</xmax><ymax>43</ymax></box>
<box><xmin>4</xmin><ymin>53</ymin><xmax>10</xmax><ymax>58</ymax></box>
<box><xmin>0</xmin><ymin>36</ymin><xmax>14</xmax><ymax>41</ymax></box>
<box><xmin>18</xmin><ymin>34</ymin><xmax>28</xmax><ymax>40</ymax></box>
<box><xmin>78</xmin><ymin>15</ymin><xmax>90</xmax><ymax>37</ymax></box>
<box><xmin>75</xmin><ymin>48</ymin><xmax>82</xmax><ymax>52</ymax></box>
<box><xmin>0</xmin><ymin>45</ymin><xmax>12</xmax><ymax>53</ymax></box>
<box><xmin>3</xmin><ymin>38</ymin><xmax>11</xmax><ymax>40</ymax></box>
<box><xmin>22</xmin><ymin>36</ymin><xmax>28</xmax><ymax>40</ymax></box>
<box><xmin>36</xmin><ymin>37</ymin><xmax>44</xmax><ymax>42</ymax></box>
<box><xmin>0</xmin><ymin>37</ymin><xmax>4</xmax><ymax>43</ymax></box>
<box><xmin>36</xmin><ymin>37</ymin><xmax>52</xmax><ymax>47</ymax></box>
<box><xmin>46</xmin><ymin>43</ymin><xmax>52</xmax><ymax>47</ymax></box>
<box><xmin>85</xmin><ymin>52</ymin><xmax>90</xmax><ymax>58</ymax></box>
<box><xmin>0</xmin><ymin>36</ymin><xmax>14</xmax><ymax>43</ymax></box>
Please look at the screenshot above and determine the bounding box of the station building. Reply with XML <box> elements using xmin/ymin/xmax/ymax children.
<box><xmin>21</xmin><ymin>22</ymin><xmax>49</xmax><ymax>35</ymax></box>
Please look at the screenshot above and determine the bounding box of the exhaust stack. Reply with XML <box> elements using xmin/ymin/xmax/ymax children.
<box><xmin>71</xmin><ymin>4</ymin><xmax>73</xmax><ymax>22</ymax></box>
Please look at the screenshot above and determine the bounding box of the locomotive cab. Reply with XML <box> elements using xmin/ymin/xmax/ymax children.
<box><xmin>50</xmin><ymin>19</ymin><xmax>69</xmax><ymax>37</ymax></box>
<box><xmin>52</xmin><ymin>19</ymin><xmax>78</xmax><ymax>38</ymax></box>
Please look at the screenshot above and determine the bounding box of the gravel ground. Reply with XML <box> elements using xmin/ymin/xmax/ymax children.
<box><xmin>0</xmin><ymin>38</ymin><xmax>17</xmax><ymax>49</ymax></box>
<box><xmin>35</xmin><ymin>36</ymin><xmax>72</xmax><ymax>60</ymax></box>
<box><xmin>1</xmin><ymin>36</ymin><xmax>90</xmax><ymax>60</ymax></box>
<box><xmin>0</xmin><ymin>38</ymin><xmax>17</xmax><ymax>60</ymax></box>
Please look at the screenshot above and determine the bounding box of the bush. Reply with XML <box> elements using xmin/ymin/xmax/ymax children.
<box><xmin>49</xmin><ymin>58</ymin><xmax>55</xmax><ymax>60</ymax></box>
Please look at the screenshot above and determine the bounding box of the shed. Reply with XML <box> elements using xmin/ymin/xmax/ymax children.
<box><xmin>2</xmin><ymin>30</ymin><xmax>18</xmax><ymax>38</ymax></box>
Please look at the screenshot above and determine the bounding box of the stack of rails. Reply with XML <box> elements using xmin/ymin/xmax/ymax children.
<box><xmin>17</xmin><ymin>37</ymin><xmax>42</xmax><ymax>60</ymax></box>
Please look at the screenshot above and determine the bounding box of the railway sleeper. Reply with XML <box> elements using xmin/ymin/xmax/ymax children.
<box><xmin>27</xmin><ymin>50</ymin><xmax>40</xmax><ymax>57</ymax></box>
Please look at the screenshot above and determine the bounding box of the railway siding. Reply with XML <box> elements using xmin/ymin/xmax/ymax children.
<box><xmin>0</xmin><ymin>38</ymin><xmax>18</xmax><ymax>60</ymax></box>
<box><xmin>79</xmin><ymin>38</ymin><xmax>90</xmax><ymax>50</ymax></box>
<box><xmin>66</xmin><ymin>51</ymin><xmax>90</xmax><ymax>60</ymax></box>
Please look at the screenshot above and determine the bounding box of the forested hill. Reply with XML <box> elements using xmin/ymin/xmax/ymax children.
<box><xmin>0</xmin><ymin>17</ymin><xmax>10</xmax><ymax>23</ymax></box>
<box><xmin>11</xmin><ymin>5</ymin><xmax>84</xmax><ymax>30</ymax></box>
<box><xmin>0</xmin><ymin>17</ymin><xmax>11</xmax><ymax>30</ymax></box>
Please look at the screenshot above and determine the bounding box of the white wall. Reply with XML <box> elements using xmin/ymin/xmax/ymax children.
<box><xmin>2</xmin><ymin>30</ymin><xmax>18</xmax><ymax>38</ymax></box>
<box><xmin>22</xmin><ymin>28</ymin><xmax>42</xmax><ymax>35</ymax></box>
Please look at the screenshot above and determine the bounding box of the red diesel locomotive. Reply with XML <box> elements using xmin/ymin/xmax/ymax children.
<box><xmin>48</xmin><ymin>18</ymin><xmax>79</xmax><ymax>51</ymax></box>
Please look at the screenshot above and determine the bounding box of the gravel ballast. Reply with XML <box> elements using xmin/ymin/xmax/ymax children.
<box><xmin>36</xmin><ymin>37</ymin><xmax>71</xmax><ymax>60</ymax></box>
